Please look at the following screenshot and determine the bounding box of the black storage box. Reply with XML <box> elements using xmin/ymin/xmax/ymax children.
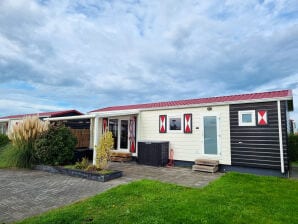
<box><xmin>137</xmin><ymin>141</ymin><xmax>169</xmax><ymax>166</ymax></box>
<box><xmin>73</xmin><ymin>148</ymin><xmax>93</xmax><ymax>162</ymax></box>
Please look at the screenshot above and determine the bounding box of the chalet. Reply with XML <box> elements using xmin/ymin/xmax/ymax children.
<box><xmin>86</xmin><ymin>89</ymin><xmax>293</xmax><ymax>176</ymax></box>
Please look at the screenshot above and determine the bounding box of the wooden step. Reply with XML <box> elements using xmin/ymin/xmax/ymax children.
<box><xmin>192</xmin><ymin>165</ymin><xmax>218</xmax><ymax>173</ymax></box>
<box><xmin>110</xmin><ymin>151</ymin><xmax>132</xmax><ymax>158</ymax></box>
<box><xmin>195</xmin><ymin>159</ymin><xmax>219</xmax><ymax>166</ymax></box>
<box><xmin>110</xmin><ymin>156</ymin><xmax>131</xmax><ymax>162</ymax></box>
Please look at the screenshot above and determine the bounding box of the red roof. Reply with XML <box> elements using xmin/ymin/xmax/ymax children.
<box><xmin>90</xmin><ymin>89</ymin><xmax>293</xmax><ymax>113</ymax></box>
<box><xmin>0</xmin><ymin>110</ymin><xmax>83</xmax><ymax>120</ymax></box>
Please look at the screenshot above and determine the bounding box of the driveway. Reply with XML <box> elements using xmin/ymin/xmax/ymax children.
<box><xmin>0</xmin><ymin>163</ymin><xmax>222</xmax><ymax>223</ymax></box>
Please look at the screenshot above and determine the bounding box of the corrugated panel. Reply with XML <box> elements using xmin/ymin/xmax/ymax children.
<box><xmin>90</xmin><ymin>89</ymin><xmax>292</xmax><ymax>113</ymax></box>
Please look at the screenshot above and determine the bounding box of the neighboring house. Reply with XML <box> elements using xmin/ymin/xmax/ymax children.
<box><xmin>86</xmin><ymin>89</ymin><xmax>293</xmax><ymax>176</ymax></box>
<box><xmin>289</xmin><ymin>119</ymin><xmax>296</xmax><ymax>134</ymax></box>
<box><xmin>0</xmin><ymin>110</ymin><xmax>83</xmax><ymax>135</ymax></box>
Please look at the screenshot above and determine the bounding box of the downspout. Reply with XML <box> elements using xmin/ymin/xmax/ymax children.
<box><xmin>277</xmin><ymin>100</ymin><xmax>285</xmax><ymax>174</ymax></box>
<box><xmin>93</xmin><ymin>116</ymin><xmax>99</xmax><ymax>165</ymax></box>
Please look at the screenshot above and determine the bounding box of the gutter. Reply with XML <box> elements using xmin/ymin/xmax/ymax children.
<box><xmin>44</xmin><ymin>114</ymin><xmax>95</xmax><ymax>121</ymax></box>
<box><xmin>277</xmin><ymin>100</ymin><xmax>285</xmax><ymax>174</ymax></box>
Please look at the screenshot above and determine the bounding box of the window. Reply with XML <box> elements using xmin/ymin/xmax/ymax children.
<box><xmin>109</xmin><ymin>119</ymin><xmax>118</xmax><ymax>149</ymax></box>
<box><xmin>238</xmin><ymin>110</ymin><xmax>256</xmax><ymax>126</ymax></box>
<box><xmin>168</xmin><ymin>116</ymin><xmax>182</xmax><ymax>131</ymax></box>
<box><xmin>120</xmin><ymin>120</ymin><xmax>128</xmax><ymax>149</ymax></box>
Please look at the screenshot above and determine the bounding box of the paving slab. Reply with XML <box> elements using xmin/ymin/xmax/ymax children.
<box><xmin>109</xmin><ymin>161</ymin><xmax>223</xmax><ymax>188</ymax></box>
<box><xmin>0</xmin><ymin>163</ymin><xmax>222</xmax><ymax>223</ymax></box>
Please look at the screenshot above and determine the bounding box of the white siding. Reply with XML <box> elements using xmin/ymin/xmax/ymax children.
<box><xmin>138</xmin><ymin>105</ymin><xmax>231</xmax><ymax>165</ymax></box>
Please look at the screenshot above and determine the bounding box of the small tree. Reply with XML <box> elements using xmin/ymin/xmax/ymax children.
<box><xmin>96</xmin><ymin>131</ymin><xmax>114</xmax><ymax>170</ymax></box>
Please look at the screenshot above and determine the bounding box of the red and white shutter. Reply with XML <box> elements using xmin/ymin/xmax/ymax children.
<box><xmin>184</xmin><ymin>113</ymin><xmax>192</xmax><ymax>133</ymax></box>
<box><xmin>129</xmin><ymin>116</ymin><xmax>136</xmax><ymax>153</ymax></box>
<box><xmin>102</xmin><ymin>118</ymin><xmax>108</xmax><ymax>133</ymax></box>
<box><xmin>159</xmin><ymin>115</ymin><xmax>167</xmax><ymax>133</ymax></box>
<box><xmin>258</xmin><ymin>110</ymin><xmax>268</xmax><ymax>125</ymax></box>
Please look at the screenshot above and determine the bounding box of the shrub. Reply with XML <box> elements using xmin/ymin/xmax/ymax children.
<box><xmin>34</xmin><ymin>123</ymin><xmax>77</xmax><ymax>165</ymax></box>
<box><xmin>0</xmin><ymin>134</ymin><xmax>10</xmax><ymax>147</ymax></box>
<box><xmin>74</xmin><ymin>157</ymin><xmax>89</xmax><ymax>170</ymax></box>
<box><xmin>288</xmin><ymin>134</ymin><xmax>298</xmax><ymax>162</ymax></box>
<box><xmin>85</xmin><ymin>164</ymin><xmax>99</xmax><ymax>172</ymax></box>
<box><xmin>96</xmin><ymin>131</ymin><xmax>114</xmax><ymax>170</ymax></box>
<box><xmin>7</xmin><ymin>116</ymin><xmax>49</xmax><ymax>168</ymax></box>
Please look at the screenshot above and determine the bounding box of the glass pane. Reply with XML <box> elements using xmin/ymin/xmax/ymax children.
<box><xmin>109</xmin><ymin>119</ymin><xmax>118</xmax><ymax>149</ymax></box>
<box><xmin>242</xmin><ymin>113</ymin><xmax>252</xmax><ymax>123</ymax></box>
<box><xmin>169</xmin><ymin>118</ymin><xmax>181</xmax><ymax>130</ymax></box>
<box><xmin>204</xmin><ymin>116</ymin><xmax>218</xmax><ymax>155</ymax></box>
<box><xmin>120</xmin><ymin>120</ymin><xmax>128</xmax><ymax>149</ymax></box>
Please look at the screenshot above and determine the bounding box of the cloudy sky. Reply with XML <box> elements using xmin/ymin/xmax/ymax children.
<box><xmin>0</xmin><ymin>0</ymin><xmax>298</xmax><ymax>122</ymax></box>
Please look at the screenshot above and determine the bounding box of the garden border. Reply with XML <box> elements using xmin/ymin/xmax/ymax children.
<box><xmin>34</xmin><ymin>165</ymin><xmax>122</xmax><ymax>182</ymax></box>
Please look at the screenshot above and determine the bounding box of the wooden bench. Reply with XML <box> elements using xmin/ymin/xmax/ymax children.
<box><xmin>192</xmin><ymin>159</ymin><xmax>219</xmax><ymax>173</ymax></box>
<box><xmin>110</xmin><ymin>151</ymin><xmax>132</xmax><ymax>162</ymax></box>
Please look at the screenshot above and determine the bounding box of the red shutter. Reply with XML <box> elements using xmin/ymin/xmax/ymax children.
<box><xmin>102</xmin><ymin>118</ymin><xmax>108</xmax><ymax>133</ymax></box>
<box><xmin>184</xmin><ymin>113</ymin><xmax>192</xmax><ymax>133</ymax></box>
<box><xmin>258</xmin><ymin>110</ymin><xmax>268</xmax><ymax>125</ymax></box>
<box><xmin>159</xmin><ymin>115</ymin><xmax>167</xmax><ymax>133</ymax></box>
<box><xmin>129</xmin><ymin>116</ymin><xmax>136</xmax><ymax>153</ymax></box>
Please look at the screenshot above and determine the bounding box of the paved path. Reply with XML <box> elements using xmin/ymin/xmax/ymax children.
<box><xmin>0</xmin><ymin>163</ymin><xmax>222</xmax><ymax>223</ymax></box>
<box><xmin>110</xmin><ymin>162</ymin><xmax>222</xmax><ymax>188</ymax></box>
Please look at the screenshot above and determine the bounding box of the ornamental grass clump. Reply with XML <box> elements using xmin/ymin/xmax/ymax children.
<box><xmin>96</xmin><ymin>131</ymin><xmax>114</xmax><ymax>170</ymax></box>
<box><xmin>8</xmin><ymin>116</ymin><xmax>49</xmax><ymax>168</ymax></box>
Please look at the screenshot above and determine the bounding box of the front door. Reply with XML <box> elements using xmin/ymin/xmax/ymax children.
<box><xmin>108</xmin><ymin>118</ymin><xmax>129</xmax><ymax>151</ymax></box>
<box><xmin>203</xmin><ymin>115</ymin><xmax>219</xmax><ymax>155</ymax></box>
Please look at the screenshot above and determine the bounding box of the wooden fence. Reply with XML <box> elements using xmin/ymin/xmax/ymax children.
<box><xmin>70</xmin><ymin>129</ymin><xmax>90</xmax><ymax>148</ymax></box>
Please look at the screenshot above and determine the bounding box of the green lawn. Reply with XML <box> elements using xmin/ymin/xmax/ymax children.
<box><xmin>17</xmin><ymin>172</ymin><xmax>298</xmax><ymax>224</ymax></box>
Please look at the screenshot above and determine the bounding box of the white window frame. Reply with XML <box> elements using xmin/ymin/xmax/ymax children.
<box><xmin>238</xmin><ymin>110</ymin><xmax>256</xmax><ymax>126</ymax></box>
<box><xmin>167</xmin><ymin>115</ymin><xmax>183</xmax><ymax>133</ymax></box>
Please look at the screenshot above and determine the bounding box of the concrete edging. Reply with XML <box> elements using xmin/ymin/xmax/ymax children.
<box><xmin>34</xmin><ymin>165</ymin><xmax>122</xmax><ymax>182</ymax></box>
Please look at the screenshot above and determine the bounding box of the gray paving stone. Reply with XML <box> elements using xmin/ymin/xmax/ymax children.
<box><xmin>0</xmin><ymin>162</ymin><xmax>222</xmax><ymax>223</ymax></box>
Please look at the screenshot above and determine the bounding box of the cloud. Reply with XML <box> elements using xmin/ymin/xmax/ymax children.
<box><xmin>0</xmin><ymin>0</ymin><xmax>297</xmax><ymax>126</ymax></box>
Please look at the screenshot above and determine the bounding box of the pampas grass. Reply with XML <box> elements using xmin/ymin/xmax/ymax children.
<box><xmin>7</xmin><ymin>116</ymin><xmax>49</xmax><ymax>168</ymax></box>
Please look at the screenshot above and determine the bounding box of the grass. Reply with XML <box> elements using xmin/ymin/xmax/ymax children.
<box><xmin>0</xmin><ymin>143</ymin><xmax>17</xmax><ymax>168</ymax></box>
<box><xmin>17</xmin><ymin>172</ymin><xmax>298</xmax><ymax>224</ymax></box>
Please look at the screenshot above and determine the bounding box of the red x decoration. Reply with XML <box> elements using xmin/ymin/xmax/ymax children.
<box><xmin>184</xmin><ymin>113</ymin><xmax>192</xmax><ymax>133</ymax></box>
<box><xmin>102</xmin><ymin>118</ymin><xmax>108</xmax><ymax>133</ymax></box>
<box><xmin>258</xmin><ymin>110</ymin><xmax>268</xmax><ymax>125</ymax></box>
<box><xmin>159</xmin><ymin>115</ymin><xmax>167</xmax><ymax>133</ymax></box>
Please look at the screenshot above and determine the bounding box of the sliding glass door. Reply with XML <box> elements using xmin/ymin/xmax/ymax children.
<box><xmin>109</xmin><ymin>119</ymin><xmax>118</xmax><ymax>150</ymax></box>
<box><xmin>120</xmin><ymin>120</ymin><xmax>128</xmax><ymax>149</ymax></box>
<box><xmin>108</xmin><ymin>119</ymin><xmax>129</xmax><ymax>150</ymax></box>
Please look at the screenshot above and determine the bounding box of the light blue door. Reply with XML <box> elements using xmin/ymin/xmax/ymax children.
<box><xmin>203</xmin><ymin>116</ymin><xmax>218</xmax><ymax>155</ymax></box>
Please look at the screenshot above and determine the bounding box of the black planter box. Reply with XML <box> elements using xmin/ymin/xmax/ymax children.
<box><xmin>34</xmin><ymin>165</ymin><xmax>122</xmax><ymax>182</ymax></box>
<box><xmin>137</xmin><ymin>141</ymin><xmax>169</xmax><ymax>166</ymax></box>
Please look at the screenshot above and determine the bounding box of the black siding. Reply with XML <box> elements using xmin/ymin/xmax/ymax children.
<box><xmin>230</xmin><ymin>101</ymin><xmax>289</xmax><ymax>171</ymax></box>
